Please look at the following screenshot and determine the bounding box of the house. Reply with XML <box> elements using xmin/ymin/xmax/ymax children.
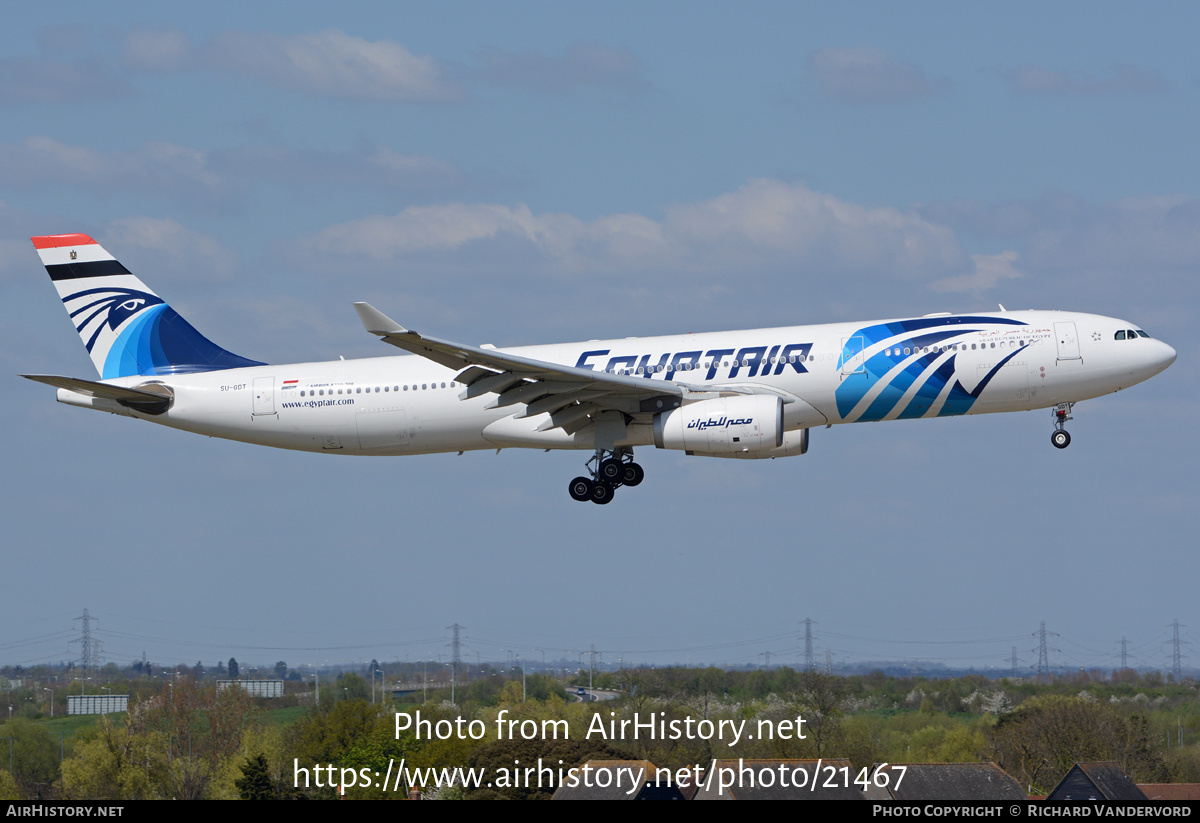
<box><xmin>552</xmin><ymin>760</ymin><xmax>697</xmax><ymax>800</ymax></box>
<box><xmin>1046</xmin><ymin>763</ymin><xmax>1147</xmax><ymax>801</ymax></box>
<box><xmin>872</xmin><ymin>763</ymin><xmax>1026</xmax><ymax>801</ymax></box>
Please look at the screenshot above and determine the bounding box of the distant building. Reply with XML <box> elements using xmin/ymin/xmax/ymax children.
<box><xmin>217</xmin><ymin>679</ymin><xmax>284</xmax><ymax>698</ymax></box>
<box><xmin>1046</xmin><ymin>763</ymin><xmax>1147</xmax><ymax>801</ymax></box>
<box><xmin>872</xmin><ymin>763</ymin><xmax>1026</xmax><ymax>801</ymax></box>
<box><xmin>1138</xmin><ymin>784</ymin><xmax>1200</xmax><ymax>801</ymax></box>
<box><xmin>67</xmin><ymin>694</ymin><xmax>128</xmax><ymax>715</ymax></box>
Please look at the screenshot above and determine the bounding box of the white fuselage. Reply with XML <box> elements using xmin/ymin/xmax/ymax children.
<box><xmin>61</xmin><ymin>309</ymin><xmax>1176</xmax><ymax>457</ymax></box>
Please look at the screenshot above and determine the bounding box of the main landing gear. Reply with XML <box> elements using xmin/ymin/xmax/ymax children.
<box><xmin>1051</xmin><ymin>402</ymin><xmax>1073</xmax><ymax>449</ymax></box>
<box><xmin>568</xmin><ymin>448</ymin><xmax>644</xmax><ymax>504</ymax></box>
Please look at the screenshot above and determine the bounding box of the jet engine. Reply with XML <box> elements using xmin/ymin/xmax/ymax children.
<box><xmin>653</xmin><ymin>395</ymin><xmax>787</xmax><ymax>455</ymax></box>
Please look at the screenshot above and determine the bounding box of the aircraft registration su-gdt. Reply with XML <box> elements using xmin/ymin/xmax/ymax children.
<box><xmin>24</xmin><ymin>234</ymin><xmax>1176</xmax><ymax>504</ymax></box>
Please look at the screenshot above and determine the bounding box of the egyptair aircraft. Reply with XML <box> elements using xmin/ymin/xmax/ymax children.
<box><xmin>24</xmin><ymin>234</ymin><xmax>1176</xmax><ymax>504</ymax></box>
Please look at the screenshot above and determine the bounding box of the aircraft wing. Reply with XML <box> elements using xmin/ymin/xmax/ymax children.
<box><xmin>355</xmin><ymin>302</ymin><xmax>736</xmax><ymax>433</ymax></box>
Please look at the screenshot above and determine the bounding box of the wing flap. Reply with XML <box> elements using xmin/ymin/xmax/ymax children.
<box><xmin>487</xmin><ymin>379</ymin><xmax>585</xmax><ymax>410</ymax></box>
<box><xmin>515</xmin><ymin>389</ymin><xmax>612</xmax><ymax>420</ymax></box>
<box><xmin>455</xmin><ymin>365</ymin><xmax>499</xmax><ymax>386</ymax></box>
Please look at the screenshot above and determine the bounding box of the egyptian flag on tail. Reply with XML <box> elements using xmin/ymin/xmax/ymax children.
<box><xmin>32</xmin><ymin>234</ymin><xmax>264</xmax><ymax>379</ymax></box>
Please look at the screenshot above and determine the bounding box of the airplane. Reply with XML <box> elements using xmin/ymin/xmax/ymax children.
<box><xmin>24</xmin><ymin>233</ymin><xmax>1176</xmax><ymax>504</ymax></box>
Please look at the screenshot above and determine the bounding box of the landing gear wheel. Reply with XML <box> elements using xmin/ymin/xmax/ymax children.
<box><xmin>1051</xmin><ymin>430</ymin><xmax>1071</xmax><ymax>449</ymax></box>
<box><xmin>598</xmin><ymin>458</ymin><xmax>624</xmax><ymax>484</ymax></box>
<box><xmin>591</xmin><ymin>482</ymin><xmax>615</xmax><ymax>505</ymax></box>
<box><xmin>574</xmin><ymin>448</ymin><xmax>637</xmax><ymax>504</ymax></box>
<box><xmin>569</xmin><ymin>476</ymin><xmax>595</xmax><ymax>501</ymax></box>
<box><xmin>621</xmin><ymin>462</ymin><xmax>645</xmax><ymax>487</ymax></box>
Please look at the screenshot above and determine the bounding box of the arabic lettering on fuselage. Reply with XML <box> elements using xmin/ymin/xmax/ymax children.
<box><xmin>574</xmin><ymin>343</ymin><xmax>813</xmax><ymax>381</ymax></box>
<box><xmin>686</xmin><ymin>416</ymin><xmax>755</xmax><ymax>431</ymax></box>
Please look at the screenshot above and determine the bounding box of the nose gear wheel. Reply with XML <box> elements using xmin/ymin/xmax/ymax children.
<box><xmin>1051</xmin><ymin>403</ymin><xmax>1073</xmax><ymax>449</ymax></box>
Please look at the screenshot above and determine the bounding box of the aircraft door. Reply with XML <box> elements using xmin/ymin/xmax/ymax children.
<box><xmin>252</xmin><ymin>377</ymin><xmax>275</xmax><ymax>415</ymax></box>
<box><xmin>840</xmin><ymin>335</ymin><xmax>866</xmax><ymax>377</ymax></box>
<box><xmin>1054</xmin><ymin>322</ymin><xmax>1081</xmax><ymax>361</ymax></box>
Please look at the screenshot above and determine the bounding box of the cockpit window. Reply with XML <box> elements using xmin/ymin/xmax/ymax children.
<box><xmin>1115</xmin><ymin>330</ymin><xmax>1126</xmax><ymax>340</ymax></box>
<box><xmin>1136</xmin><ymin>330</ymin><xmax>1150</xmax><ymax>338</ymax></box>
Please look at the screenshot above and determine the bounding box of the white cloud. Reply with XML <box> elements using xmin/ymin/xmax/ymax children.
<box><xmin>1003</xmin><ymin>63</ymin><xmax>1168</xmax><ymax>96</ymax></box>
<box><xmin>53</xmin><ymin>26</ymin><xmax>467</xmax><ymax>103</ymax></box>
<box><xmin>0</xmin><ymin>136</ymin><xmax>226</xmax><ymax>199</ymax></box>
<box><xmin>121</xmin><ymin>27</ymin><xmax>195</xmax><ymax>72</ymax></box>
<box><xmin>205</xmin><ymin>29</ymin><xmax>465</xmax><ymax>102</ymax></box>
<box><xmin>1028</xmin><ymin>195</ymin><xmax>1200</xmax><ymax>271</ymax></box>
<box><xmin>920</xmin><ymin>193</ymin><xmax>1200</xmax><ymax>277</ymax></box>
<box><xmin>664</xmin><ymin>179</ymin><xmax>961</xmax><ymax>273</ymax></box>
<box><xmin>307</xmin><ymin>178</ymin><xmax>969</xmax><ymax>280</ymax></box>
<box><xmin>104</xmin><ymin>217</ymin><xmax>236</xmax><ymax>279</ymax></box>
<box><xmin>310</xmin><ymin>202</ymin><xmax>545</xmax><ymax>259</ymax></box>
<box><xmin>0</xmin><ymin>137</ymin><xmax>468</xmax><ymax>200</ymax></box>
<box><xmin>931</xmin><ymin>251</ymin><xmax>1023</xmax><ymax>293</ymax></box>
<box><xmin>476</xmin><ymin>42</ymin><xmax>645</xmax><ymax>93</ymax></box>
<box><xmin>215</xmin><ymin>144</ymin><xmax>465</xmax><ymax>191</ymax></box>
<box><xmin>807</xmin><ymin>46</ymin><xmax>948</xmax><ymax>103</ymax></box>
<box><xmin>0</xmin><ymin>56</ymin><xmax>131</xmax><ymax>104</ymax></box>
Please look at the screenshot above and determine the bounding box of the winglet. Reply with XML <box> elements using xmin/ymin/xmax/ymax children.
<box><xmin>354</xmin><ymin>302</ymin><xmax>410</xmax><ymax>337</ymax></box>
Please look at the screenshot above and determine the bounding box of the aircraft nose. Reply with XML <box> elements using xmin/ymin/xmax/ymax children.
<box><xmin>1158</xmin><ymin>340</ymin><xmax>1177</xmax><ymax>371</ymax></box>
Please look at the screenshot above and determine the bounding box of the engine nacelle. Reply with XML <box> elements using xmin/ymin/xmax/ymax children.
<box><xmin>653</xmin><ymin>395</ymin><xmax>783</xmax><ymax>454</ymax></box>
<box><xmin>695</xmin><ymin>427</ymin><xmax>809</xmax><ymax>459</ymax></box>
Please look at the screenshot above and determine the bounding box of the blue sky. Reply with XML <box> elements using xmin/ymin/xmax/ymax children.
<box><xmin>2</xmin><ymin>2</ymin><xmax>1196</xmax><ymax>675</ymax></box>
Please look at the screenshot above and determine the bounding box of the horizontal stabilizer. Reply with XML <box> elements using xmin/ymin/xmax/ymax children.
<box><xmin>22</xmin><ymin>373</ymin><xmax>169</xmax><ymax>401</ymax></box>
<box><xmin>22</xmin><ymin>374</ymin><xmax>173</xmax><ymax>415</ymax></box>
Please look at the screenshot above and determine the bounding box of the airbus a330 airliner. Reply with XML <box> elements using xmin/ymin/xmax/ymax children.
<box><xmin>24</xmin><ymin>234</ymin><xmax>1176</xmax><ymax>503</ymax></box>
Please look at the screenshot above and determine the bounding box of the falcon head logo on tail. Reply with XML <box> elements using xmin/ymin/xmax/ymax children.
<box><xmin>32</xmin><ymin>234</ymin><xmax>264</xmax><ymax>378</ymax></box>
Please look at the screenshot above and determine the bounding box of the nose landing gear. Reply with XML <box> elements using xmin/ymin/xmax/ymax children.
<box><xmin>1051</xmin><ymin>403</ymin><xmax>1073</xmax><ymax>449</ymax></box>
<box><xmin>568</xmin><ymin>448</ymin><xmax>644</xmax><ymax>503</ymax></box>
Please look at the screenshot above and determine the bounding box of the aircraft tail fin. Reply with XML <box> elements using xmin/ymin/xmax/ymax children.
<box><xmin>32</xmin><ymin>234</ymin><xmax>264</xmax><ymax>379</ymax></box>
